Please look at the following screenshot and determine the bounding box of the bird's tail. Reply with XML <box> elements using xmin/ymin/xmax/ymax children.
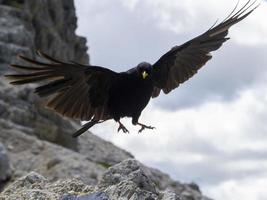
<box><xmin>72</xmin><ymin>120</ymin><xmax>104</xmax><ymax>138</ymax></box>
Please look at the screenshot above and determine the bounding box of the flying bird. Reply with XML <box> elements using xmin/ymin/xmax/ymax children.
<box><xmin>5</xmin><ymin>1</ymin><xmax>258</xmax><ymax>137</ymax></box>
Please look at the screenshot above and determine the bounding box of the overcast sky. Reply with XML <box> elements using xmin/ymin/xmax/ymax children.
<box><xmin>75</xmin><ymin>1</ymin><xmax>267</xmax><ymax>200</ymax></box>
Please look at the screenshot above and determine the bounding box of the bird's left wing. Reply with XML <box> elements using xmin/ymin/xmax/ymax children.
<box><xmin>5</xmin><ymin>51</ymin><xmax>118</xmax><ymax>121</ymax></box>
<box><xmin>152</xmin><ymin>0</ymin><xmax>258</xmax><ymax>95</ymax></box>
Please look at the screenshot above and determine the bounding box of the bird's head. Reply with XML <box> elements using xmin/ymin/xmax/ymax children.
<box><xmin>137</xmin><ymin>62</ymin><xmax>152</xmax><ymax>80</ymax></box>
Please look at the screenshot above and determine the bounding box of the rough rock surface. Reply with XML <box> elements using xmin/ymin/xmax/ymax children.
<box><xmin>78</xmin><ymin>134</ymin><xmax>134</xmax><ymax>167</ymax></box>
<box><xmin>0</xmin><ymin>129</ymin><xmax>106</xmax><ymax>186</ymax></box>
<box><xmin>0</xmin><ymin>0</ymin><xmax>87</xmax><ymax>149</ymax></box>
<box><xmin>0</xmin><ymin>172</ymin><xmax>95</xmax><ymax>200</ymax></box>
<box><xmin>0</xmin><ymin>143</ymin><xmax>12</xmax><ymax>187</ymax></box>
<box><xmin>0</xmin><ymin>1</ymin><xmax>212</xmax><ymax>200</ymax></box>
<box><xmin>0</xmin><ymin>160</ymin><xmax>212</xmax><ymax>200</ymax></box>
<box><xmin>24</xmin><ymin>0</ymin><xmax>89</xmax><ymax>63</ymax></box>
<box><xmin>0</xmin><ymin>127</ymin><xmax>211</xmax><ymax>199</ymax></box>
<box><xmin>98</xmin><ymin>159</ymin><xmax>211</xmax><ymax>200</ymax></box>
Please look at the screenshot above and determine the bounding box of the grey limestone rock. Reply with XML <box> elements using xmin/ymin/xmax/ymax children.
<box><xmin>0</xmin><ymin>4</ymin><xmax>34</xmax><ymax>73</ymax></box>
<box><xmin>99</xmin><ymin>159</ymin><xmax>158</xmax><ymax>200</ymax></box>
<box><xmin>0</xmin><ymin>160</ymin><xmax>212</xmax><ymax>200</ymax></box>
<box><xmin>98</xmin><ymin>159</ymin><xmax>211</xmax><ymax>200</ymax></box>
<box><xmin>0</xmin><ymin>142</ymin><xmax>12</xmax><ymax>186</ymax></box>
<box><xmin>23</xmin><ymin>0</ymin><xmax>89</xmax><ymax>63</ymax></box>
<box><xmin>78</xmin><ymin>133</ymin><xmax>134</xmax><ymax>166</ymax></box>
<box><xmin>0</xmin><ymin>171</ymin><xmax>94</xmax><ymax>200</ymax></box>
<box><xmin>0</xmin><ymin>0</ymin><xmax>88</xmax><ymax>150</ymax></box>
<box><xmin>60</xmin><ymin>192</ymin><xmax>109</xmax><ymax>200</ymax></box>
<box><xmin>0</xmin><ymin>129</ymin><xmax>106</xmax><ymax>186</ymax></box>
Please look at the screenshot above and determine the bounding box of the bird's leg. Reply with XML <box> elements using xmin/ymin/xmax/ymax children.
<box><xmin>117</xmin><ymin>120</ymin><xmax>129</xmax><ymax>133</ymax></box>
<box><xmin>137</xmin><ymin>122</ymin><xmax>155</xmax><ymax>133</ymax></box>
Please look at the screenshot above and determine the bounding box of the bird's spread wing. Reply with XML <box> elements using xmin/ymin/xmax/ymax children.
<box><xmin>152</xmin><ymin>0</ymin><xmax>258</xmax><ymax>95</ymax></box>
<box><xmin>5</xmin><ymin>51</ymin><xmax>118</xmax><ymax>121</ymax></box>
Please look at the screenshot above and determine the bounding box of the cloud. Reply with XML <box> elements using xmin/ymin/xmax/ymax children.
<box><xmin>118</xmin><ymin>0</ymin><xmax>267</xmax><ymax>45</ymax></box>
<box><xmin>89</xmin><ymin>80</ymin><xmax>267</xmax><ymax>200</ymax></box>
<box><xmin>206</xmin><ymin>176</ymin><xmax>267</xmax><ymax>200</ymax></box>
<box><xmin>74</xmin><ymin>0</ymin><xmax>267</xmax><ymax>200</ymax></box>
<box><xmin>75</xmin><ymin>0</ymin><xmax>267</xmax><ymax>109</ymax></box>
<box><xmin>154</xmin><ymin>43</ymin><xmax>267</xmax><ymax>109</ymax></box>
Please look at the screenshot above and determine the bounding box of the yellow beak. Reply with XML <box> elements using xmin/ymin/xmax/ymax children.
<box><xmin>142</xmin><ymin>71</ymin><xmax>148</xmax><ymax>79</ymax></box>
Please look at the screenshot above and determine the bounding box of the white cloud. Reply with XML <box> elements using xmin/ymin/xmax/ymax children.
<box><xmin>75</xmin><ymin>0</ymin><xmax>267</xmax><ymax>200</ymax></box>
<box><xmin>206</xmin><ymin>176</ymin><xmax>267</xmax><ymax>200</ymax></box>
<box><xmin>92</xmin><ymin>79</ymin><xmax>267</xmax><ymax>157</ymax></box>
<box><xmin>75</xmin><ymin>0</ymin><xmax>267</xmax><ymax>109</ymax></box>
<box><xmin>119</xmin><ymin>0</ymin><xmax>267</xmax><ymax>45</ymax></box>
<box><xmin>231</xmin><ymin>2</ymin><xmax>267</xmax><ymax>45</ymax></box>
<box><xmin>119</xmin><ymin>0</ymin><xmax>140</xmax><ymax>11</ymax></box>
<box><xmin>90</xmin><ymin>80</ymin><xmax>267</xmax><ymax>200</ymax></box>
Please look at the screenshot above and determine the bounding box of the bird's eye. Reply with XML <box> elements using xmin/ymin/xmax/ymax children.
<box><xmin>142</xmin><ymin>71</ymin><xmax>148</xmax><ymax>79</ymax></box>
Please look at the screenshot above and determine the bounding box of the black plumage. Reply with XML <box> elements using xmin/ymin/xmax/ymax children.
<box><xmin>5</xmin><ymin>1</ymin><xmax>258</xmax><ymax>137</ymax></box>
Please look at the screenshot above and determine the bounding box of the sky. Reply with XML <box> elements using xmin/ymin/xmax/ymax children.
<box><xmin>74</xmin><ymin>1</ymin><xmax>267</xmax><ymax>200</ymax></box>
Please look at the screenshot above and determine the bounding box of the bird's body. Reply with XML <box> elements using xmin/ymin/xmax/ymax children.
<box><xmin>108</xmin><ymin>63</ymin><xmax>154</xmax><ymax>124</ymax></box>
<box><xmin>5</xmin><ymin>0</ymin><xmax>258</xmax><ymax>137</ymax></box>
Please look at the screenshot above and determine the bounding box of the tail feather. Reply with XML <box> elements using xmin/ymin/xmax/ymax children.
<box><xmin>72</xmin><ymin>120</ymin><xmax>99</xmax><ymax>138</ymax></box>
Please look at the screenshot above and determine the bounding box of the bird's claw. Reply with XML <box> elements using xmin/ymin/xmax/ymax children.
<box><xmin>117</xmin><ymin>123</ymin><xmax>129</xmax><ymax>134</ymax></box>
<box><xmin>138</xmin><ymin>124</ymin><xmax>155</xmax><ymax>133</ymax></box>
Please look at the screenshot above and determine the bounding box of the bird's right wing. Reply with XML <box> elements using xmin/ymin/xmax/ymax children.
<box><xmin>5</xmin><ymin>51</ymin><xmax>118</xmax><ymax>121</ymax></box>
<box><xmin>152</xmin><ymin>0</ymin><xmax>258</xmax><ymax>96</ymax></box>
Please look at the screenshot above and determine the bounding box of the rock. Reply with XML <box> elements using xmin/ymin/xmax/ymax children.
<box><xmin>159</xmin><ymin>189</ymin><xmax>181</xmax><ymax>200</ymax></box>
<box><xmin>99</xmin><ymin>159</ymin><xmax>157</xmax><ymax>193</ymax></box>
<box><xmin>78</xmin><ymin>133</ymin><xmax>134</xmax><ymax>166</ymax></box>
<box><xmin>0</xmin><ymin>5</ymin><xmax>34</xmax><ymax>73</ymax></box>
<box><xmin>23</xmin><ymin>0</ymin><xmax>89</xmax><ymax>63</ymax></box>
<box><xmin>0</xmin><ymin>160</ymin><xmax>211</xmax><ymax>200</ymax></box>
<box><xmin>0</xmin><ymin>143</ymin><xmax>12</xmax><ymax>187</ymax></box>
<box><xmin>60</xmin><ymin>192</ymin><xmax>109</xmax><ymax>200</ymax></box>
<box><xmin>99</xmin><ymin>159</ymin><xmax>158</xmax><ymax>200</ymax></box>
<box><xmin>0</xmin><ymin>129</ymin><xmax>106</xmax><ymax>186</ymax></box>
<box><xmin>99</xmin><ymin>159</ymin><xmax>211</xmax><ymax>200</ymax></box>
<box><xmin>0</xmin><ymin>121</ymin><xmax>134</xmax><ymax>186</ymax></box>
<box><xmin>145</xmin><ymin>167</ymin><xmax>211</xmax><ymax>199</ymax></box>
<box><xmin>0</xmin><ymin>0</ymin><xmax>88</xmax><ymax>150</ymax></box>
<box><xmin>0</xmin><ymin>172</ymin><xmax>95</xmax><ymax>200</ymax></box>
<box><xmin>0</xmin><ymin>77</ymin><xmax>79</xmax><ymax>150</ymax></box>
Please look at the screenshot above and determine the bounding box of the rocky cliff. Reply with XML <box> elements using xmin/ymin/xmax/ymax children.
<box><xmin>0</xmin><ymin>1</ymin><xmax>212</xmax><ymax>200</ymax></box>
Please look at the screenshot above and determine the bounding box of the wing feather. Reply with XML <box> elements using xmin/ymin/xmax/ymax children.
<box><xmin>5</xmin><ymin>51</ymin><xmax>118</xmax><ymax>121</ymax></box>
<box><xmin>152</xmin><ymin>0</ymin><xmax>258</xmax><ymax>94</ymax></box>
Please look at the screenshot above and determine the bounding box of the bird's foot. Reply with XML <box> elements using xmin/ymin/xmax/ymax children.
<box><xmin>117</xmin><ymin>121</ymin><xmax>129</xmax><ymax>133</ymax></box>
<box><xmin>137</xmin><ymin>122</ymin><xmax>155</xmax><ymax>133</ymax></box>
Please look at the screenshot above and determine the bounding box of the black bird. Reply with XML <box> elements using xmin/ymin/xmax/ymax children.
<box><xmin>5</xmin><ymin>1</ymin><xmax>258</xmax><ymax>137</ymax></box>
